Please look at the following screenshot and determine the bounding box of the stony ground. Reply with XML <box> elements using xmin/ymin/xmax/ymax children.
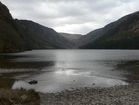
<box><xmin>0</xmin><ymin>89</ymin><xmax>40</xmax><ymax>105</ymax></box>
<box><xmin>40</xmin><ymin>84</ymin><xmax>139</xmax><ymax>105</ymax></box>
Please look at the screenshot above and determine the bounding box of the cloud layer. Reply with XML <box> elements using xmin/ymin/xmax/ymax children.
<box><xmin>1</xmin><ymin>0</ymin><xmax>139</xmax><ymax>34</ymax></box>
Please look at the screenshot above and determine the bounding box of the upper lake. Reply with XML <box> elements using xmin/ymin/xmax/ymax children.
<box><xmin>0</xmin><ymin>50</ymin><xmax>139</xmax><ymax>93</ymax></box>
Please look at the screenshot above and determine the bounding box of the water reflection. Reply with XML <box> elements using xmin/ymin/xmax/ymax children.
<box><xmin>0</xmin><ymin>53</ymin><xmax>55</xmax><ymax>88</ymax></box>
<box><xmin>12</xmin><ymin>68</ymin><xmax>127</xmax><ymax>93</ymax></box>
<box><xmin>55</xmin><ymin>69</ymin><xmax>76</xmax><ymax>75</ymax></box>
<box><xmin>0</xmin><ymin>53</ymin><xmax>55</xmax><ymax>73</ymax></box>
<box><xmin>0</xmin><ymin>50</ymin><xmax>139</xmax><ymax>93</ymax></box>
<box><xmin>115</xmin><ymin>61</ymin><xmax>139</xmax><ymax>83</ymax></box>
<box><xmin>0</xmin><ymin>61</ymin><xmax>54</xmax><ymax>70</ymax></box>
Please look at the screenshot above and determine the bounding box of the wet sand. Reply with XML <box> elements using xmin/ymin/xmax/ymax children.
<box><xmin>40</xmin><ymin>84</ymin><xmax>139</xmax><ymax>105</ymax></box>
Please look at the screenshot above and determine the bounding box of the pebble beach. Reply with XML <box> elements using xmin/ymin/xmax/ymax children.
<box><xmin>40</xmin><ymin>84</ymin><xmax>139</xmax><ymax>105</ymax></box>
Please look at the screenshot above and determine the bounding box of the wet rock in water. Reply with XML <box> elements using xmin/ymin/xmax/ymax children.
<box><xmin>28</xmin><ymin>80</ymin><xmax>38</xmax><ymax>85</ymax></box>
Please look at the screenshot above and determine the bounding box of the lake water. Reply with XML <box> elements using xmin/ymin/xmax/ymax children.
<box><xmin>0</xmin><ymin>50</ymin><xmax>139</xmax><ymax>93</ymax></box>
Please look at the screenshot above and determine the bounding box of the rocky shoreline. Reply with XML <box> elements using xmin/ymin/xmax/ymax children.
<box><xmin>0</xmin><ymin>89</ymin><xmax>40</xmax><ymax>105</ymax></box>
<box><xmin>40</xmin><ymin>84</ymin><xmax>139</xmax><ymax>105</ymax></box>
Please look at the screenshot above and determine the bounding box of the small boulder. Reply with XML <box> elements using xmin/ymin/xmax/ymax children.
<box><xmin>28</xmin><ymin>80</ymin><xmax>38</xmax><ymax>85</ymax></box>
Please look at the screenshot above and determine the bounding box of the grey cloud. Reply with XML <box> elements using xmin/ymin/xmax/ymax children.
<box><xmin>1</xmin><ymin>0</ymin><xmax>139</xmax><ymax>34</ymax></box>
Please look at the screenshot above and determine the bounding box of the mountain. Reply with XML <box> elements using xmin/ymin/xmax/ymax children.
<box><xmin>1</xmin><ymin>1</ymin><xmax>139</xmax><ymax>51</ymax></box>
<box><xmin>77</xmin><ymin>29</ymin><xmax>104</xmax><ymax>47</ymax></box>
<box><xmin>15</xmin><ymin>20</ymin><xmax>74</xmax><ymax>49</ymax></box>
<box><xmin>60</xmin><ymin>33</ymin><xmax>82</xmax><ymax>47</ymax></box>
<box><xmin>80</xmin><ymin>11</ymin><xmax>139</xmax><ymax>49</ymax></box>
<box><xmin>60</xmin><ymin>33</ymin><xmax>82</xmax><ymax>41</ymax></box>
<box><xmin>0</xmin><ymin>2</ymin><xmax>27</xmax><ymax>52</ymax></box>
<box><xmin>0</xmin><ymin>2</ymin><xmax>73</xmax><ymax>53</ymax></box>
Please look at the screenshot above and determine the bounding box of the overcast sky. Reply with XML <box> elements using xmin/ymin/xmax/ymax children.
<box><xmin>1</xmin><ymin>0</ymin><xmax>139</xmax><ymax>34</ymax></box>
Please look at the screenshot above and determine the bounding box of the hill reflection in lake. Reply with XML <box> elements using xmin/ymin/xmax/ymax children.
<box><xmin>0</xmin><ymin>50</ymin><xmax>139</xmax><ymax>93</ymax></box>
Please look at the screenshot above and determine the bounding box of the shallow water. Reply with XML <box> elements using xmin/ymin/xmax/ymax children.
<box><xmin>0</xmin><ymin>50</ymin><xmax>139</xmax><ymax>93</ymax></box>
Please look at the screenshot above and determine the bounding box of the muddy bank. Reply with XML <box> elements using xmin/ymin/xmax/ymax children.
<box><xmin>0</xmin><ymin>89</ymin><xmax>40</xmax><ymax>105</ymax></box>
<box><xmin>40</xmin><ymin>84</ymin><xmax>139</xmax><ymax>105</ymax></box>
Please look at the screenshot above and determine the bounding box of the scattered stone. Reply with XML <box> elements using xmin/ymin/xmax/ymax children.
<box><xmin>40</xmin><ymin>84</ymin><xmax>139</xmax><ymax>105</ymax></box>
<box><xmin>21</xmin><ymin>94</ymin><xmax>28</xmax><ymax>101</ymax></box>
<box><xmin>0</xmin><ymin>89</ymin><xmax>40</xmax><ymax>105</ymax></box>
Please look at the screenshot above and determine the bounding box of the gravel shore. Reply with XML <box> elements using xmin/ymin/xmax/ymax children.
<box><xmin>40</xmin><ymin>84</ymin><xmax>139</xmax><ymax>105</ymax></box>
<box><xmin>0</xmin><ymin>89</ymin><xmax>40</xmax><ymax>105</ymax></box>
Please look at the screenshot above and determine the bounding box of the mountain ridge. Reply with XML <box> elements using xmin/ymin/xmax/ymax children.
<box><xmin>60</xmin><ymin>33</ymin><xmax>82</xmax><ymax>47</ymax></box>
<box><xmin>79</xmin><ymin>11</ymin><xmax>139</xmax><ymax>49</ymax></box>
<box><xmin>0</xmin><ymin>1</ymin><xmax>139</xmax><ymax>52</ymax></box>
<box><xmin>0</xmin><ymin>2</ymin><xmax>74</xmax><ymax>53</ymax></box>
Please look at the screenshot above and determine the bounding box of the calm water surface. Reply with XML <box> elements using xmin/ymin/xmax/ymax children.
<box><xmin>0</xmin><ymin>50</ymin><xmax>139</xmax><ymax>93</ymax></box>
